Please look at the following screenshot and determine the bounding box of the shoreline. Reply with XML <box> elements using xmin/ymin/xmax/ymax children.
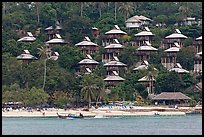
<box><xmin>2</xmin><ymin>106</ymin><xmax>202</xmax><ymax>118</ymax></box>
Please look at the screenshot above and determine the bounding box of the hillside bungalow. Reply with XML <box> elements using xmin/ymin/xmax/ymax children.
<box><xmin>102</xmin><ymin>25</ymin><xmax>128</xmax><ymax>46</ymax></box>
<box><xmin>194</xmin><ymin>51</ymin><xmax>202</xmax><ymax>73</ymax></box>
<box><xmin>102</xmin><ymin>39</ymin><xmax>124</xmax><ymax>63</ymax></box>
<box><xmin>92</xmin><ymin>27</ymin><xmax>99</xmax><ymax>38</ymax></box>
<box><xmin>125</xmin><ymin>15</ymin><xmax>152</xmax><ymax>28</ymax></box>
<box><xmin>16</xmin><ymin>50</ymin><xmax>37</xmax><ymax>64</ymax></box>
<box><xmin>138</xmin><ymin>75</ymin><xmax>156</xmax><ymax>94</ymax></box>
<box><xmin>192</xmin><ymin>36</ymin><xmax>202</xmax><ymax>53</ymax></box>
<box><xmin>104</xmin><ymin>56</ymin><xmax>127</xmax><ymax>76</ymax></box>
<box><xmin>136</xmin><ymin>41</ymin><xmax>158</xmax><ymax>61</ymax></box>
<box><xmin>17</xmin><ymin>32</ymin><xmax>36</xmax><ymax>42</ymax></box>
<box><xmin>45</xmin><ymin>21</ymin><xmax>62</xmax><ymax>40</ymax></box>
<box><xmin>78</xmin><ymin>54</ymin><xmax>99</xmax><ymax>73</ymax></box>
<box><xmin>161</xmin><ymin>42</ymin><xmax>180</xmax><ymax>70</ymax></box>
<box><xmin>104</xmin><ymin>71</ymin><xmax>125</xmax><ymax>87</ymax></box>
<box><xmin>46</xmin><ymin>34</ymin><xmax>66</xmax><ymax>47</ymax></box>
<box><xmin>132</xmin><ymin>27</ymin><xmax>155</xmax><ymax>47</ymax></box>
<box><xmin>75</xmin><ymin>36</ymin><xmax>99</xmax><ymax>56</ymax></box>
<box><xmin>151</xmin><ymin>92</ymin><xmax>191</xmax><ymax>105</ymax></box>
<box><xmin>161</xmin><ymin>29</ymin><xmax>187</xmax><ymax>49</ymax></box>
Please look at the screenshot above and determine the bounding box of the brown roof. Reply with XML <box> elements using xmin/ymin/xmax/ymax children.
<box><xmin>151</xmin><ymin>92</ymin><xmax>191</xmax><ymax>100</ymax></box>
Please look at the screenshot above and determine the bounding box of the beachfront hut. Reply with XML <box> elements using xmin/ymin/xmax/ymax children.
<box><xmin>125</xmin><ymin>15</ymin><xmax>152</xmax><ymax>28</ymax></box>
<box><xmin>17</xmin><ymin>32</ymin><xmax>36</xmax><ymax>42</ymax></box>
<box><xmin>16</xmin><ymin>50</ymin><xmax>37</xmax><ymax>64</ymax></box>
<box><xmin>104</xmin><ymin>71</ymin><xmax>125</xmax><ymax>87</ymax></box>
<box><xmin>102</xmin><ymin>39</ymin><xmax>124</xmax><ymax>63</ymax></box>
<box><xmin>46</xmin><ymin>34</ymin><xmax>66</xmax><ymax>47</ymax></box>
<box><xmin>151</xmin><ymin>92</ymin><xmax>191</xmax><ymax>105</ymax></box>
<box><xmin>75</xmin><ymin>36</ymin><xmax>99</xmax><ymax>56</ymax></box>
<box><xmin>102</xmin><ymin>25</ymin><xmax>128</xmax><ymax>46</ymax></box>
<box><xmin>104</xmin><ymin>56</ymin><xmax>127</xmax><ymax>75</ymax></box>
<box><xmin>192</xmin><ymin>36</ymin><xmax>202</xmax><ymax>53</ymax></box>
<box><xmin>136</xmin><ymin>41</ymin><xmax>158</xmax><ymax>61</ymax></box>
<box><xmin>194</xmin><ymin>51</ymin><xmax>202</xmax><ymax>73</ymax></box>
<box><xmin>132</xmin><ymin>27</ymin><xmax>155</xmax><ymax>46</ymax></box>
<box><xmin>138</xmin><ymin>75</ymin><xmax>156</xmax><ymax>94</ymax></box>
<box><xmin>78</xmin><ymin>54</ymin><xmax>99</xmax><ymax>73</ymax></box>
<box><xmin>161</xmin><ymin>29</ymin><xmax>187</xmax><ymax>49</ymax></box>
<box><xmin>161</xmin><ymin>42</ymin><xmax>180</xmax><ymax>70</ymax></box>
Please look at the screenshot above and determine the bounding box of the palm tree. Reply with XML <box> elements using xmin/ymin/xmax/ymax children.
<box><xmin>80</xmin><ymin>74</ymin><xmax>98</xmax><ymax>108</ymax></box>
<box><xmin>178</xmin><ymin>2</ymin><xmax>191</xmax><ymax>20</ymax></box>
<box><xmin>118</xmin><ymin>2</ymin><xmax>135</xmax><ymax>20</ymax></box>
<box><xmin>146</xmin><ymin>65</ymin><xmax>158</xmax><ymax>94</ymax></box>
<box><xmin>37</xmin><ymin>46</ymin><xmax>52</xmax><ymax>91</ymax></box>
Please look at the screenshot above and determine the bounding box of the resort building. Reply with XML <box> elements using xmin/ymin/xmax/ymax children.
<box><xmin>78</xmin><ymin>54</ymin><xmax>99</xmax><ymax>74</ymax></box>
<box><xmin>161</xmin><ymin>43</ymin><xmax>180</xmax><ymax>70</ymax></box>
<box><xmin>192</xmin><ymin>36</ymin><xmax>202</xmax><ymax>53</ymax></box>
<box><xmin>104</xmin><ymin>71</ymin><xmax>125</xmax><ymax>87</ymax></box>
<box><xmin>161</xmin><ymin>29</ymin><xmax>187</xmax><ymax>49</ymax></box>
<box><xmin>44</xmin><ymin>21</ymin><xmax>62</xmax><ymax>40</ymax></box>
<box><xmin>16</xmin><ymin>50</ymin><xmax>37</xmax><ymax>64</ymax></box>
<box><xmin>103</xmin><ymin>56</ymin><xmax>127</xmax><ymax>76</ymax></box>
<box><xmin>138</xmin><ymin>75</ymin><xmax>156</xmax><ymax>94</ymax></box>
<box><xmin>102</xmin><ymin>25</ymin><xmax>128</xmax><ymax>46</ymax></box>
<box><xmin>151</xmin><ymin>92</ymin><xmax>191</xmax><ymax>105</ymax></box>
<box><xmin>17</xmin><ymin>32</ymin><xmax>36</xmax><ymax>42</ymax></box>
<box><xmin>75</xmin><ymin>36</ymin><xmax>99</xmax><ymax>56</ymax></box>
<box><xmin>45</xmin><ymin>34</ymin><xmax>66</xmax><ymax>47</ymax></box>
<box><xmin>102</xmin><ymin>39</ymin><xmax>124</xmax><ymax>63</ymax></box>
<box><xmin>169</xmin><ymin>63</ymin><xmax>189</xmax><ymax>74</ymax></box>
<box><xmin>125</xmin><ymin>15</ymin><xmax>152</xmax><ymax>28</ymax></box>
<box><xmin>132</xmin><ymin>27</ymin><xmax>155</xmax><ymax>47</ymax></box>
<box><xmin>194</xmin><ymin>51</ymin><xmax>202</xmax><ymax>73</ymax></box>
<box><xmin>182</xmin><ymin>17</ymin><xmax>197</xmax><ymax>26</ymax></box>
<box><xmin>136</xmin><ymin>41</ymin><xmax>158</xmax><ymax>61</ymax></box>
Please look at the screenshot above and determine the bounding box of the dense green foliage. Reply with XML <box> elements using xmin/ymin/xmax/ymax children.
<box><xmin>2</xmin><ymin>2</ymin><xmax>202</xmax><ymax>107</ymax></box>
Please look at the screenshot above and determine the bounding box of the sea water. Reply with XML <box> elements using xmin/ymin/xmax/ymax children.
<box><xmin>2</xmin><ymin>114</ymin><xmax>202</xmax><ymax>135</ymax></box>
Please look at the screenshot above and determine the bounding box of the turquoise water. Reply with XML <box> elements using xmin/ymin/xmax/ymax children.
<box><xmin>2</xmin><ymin>115</ymin><xmax>202</xmax><ymax>135</ymax></box>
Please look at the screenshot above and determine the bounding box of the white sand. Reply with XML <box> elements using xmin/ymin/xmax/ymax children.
<box><xmin>2</xmin><ymin>106</ymin><xmax>190</xmax><ymax>117</ymax></box>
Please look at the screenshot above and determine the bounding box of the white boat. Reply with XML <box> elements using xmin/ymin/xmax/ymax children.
<box><xmin>94</xmin><ymin>114</ymin><xmax>106</xmax><ymax>118</ymax></box>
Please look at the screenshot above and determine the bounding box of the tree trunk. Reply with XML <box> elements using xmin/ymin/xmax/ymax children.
<box><xmin>88</xmin><ymin>92</ymin><xmax>91</xmax><ymax>108</ymax></box>
<box><xmin>36</xmin><ymin>4</ymin><xmax>40</xmax><ymax>24</ymax></box>
<box><xmin>114</xmin><ymin>2</ymin><xmax>117</xmax><ymax>21</ymax></box>
<box><xmin>80</xmin><ymin>3</ymin><xmax>83</xmax><ymax>17</ymax></box>
<box><xmin>43</xmin><ymin>59</ymin><xmax>47</xmax><ymax>91</ymax></box>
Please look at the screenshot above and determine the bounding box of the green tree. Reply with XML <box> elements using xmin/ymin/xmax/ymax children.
<box><xmin>118</xmin><ymin>2</ymin><xmax>134</xmax><ymax>20</ymax></box>
<box><xmin>80</xmin><ymin>74</ymin><xmax>98</xmax><ymax>108</ymax></box>
<box><xmin>177</xmin><ymin>46</ymin><xmax>196</xmax><ymax>71</ymax></box>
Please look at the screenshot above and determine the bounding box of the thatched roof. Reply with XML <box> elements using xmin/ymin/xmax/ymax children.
<box><xmin>135</xmin><ymin>31</ymin><xmax>154</xmax><ymax>36</ymax></box>
<box><xmin>104</xmin><ymin>75</ymin><xmax>125</xmax><ymax>81</ymax></box>
<box><xmin>151</xmin><ymin>92</ymin><xmax>191</xmax><ymax>100</ymax></box>
<box><xmin>165</xmin><ymin>29</ymin><xmax>187</xmax><ymax>39</ymax></box>
<box><xmin>105</xmin><ymin>25</ymin><xmax>127</xmax><ymax>35</ymax></box>
<box><xmin>137</xmin><ymin>45</ymin><xmax>158</xmax><ymax>51</ymax></box>
<box><xmin>196</xmin><ymin>36</ymin><xmax>202</xmax><ymax>40</ymax></box>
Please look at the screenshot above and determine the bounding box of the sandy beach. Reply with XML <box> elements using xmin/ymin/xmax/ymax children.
<box><xmin>3</xmin><ymin>105</ymin><xmax>201</xmax><ymax>117</ymax></box>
